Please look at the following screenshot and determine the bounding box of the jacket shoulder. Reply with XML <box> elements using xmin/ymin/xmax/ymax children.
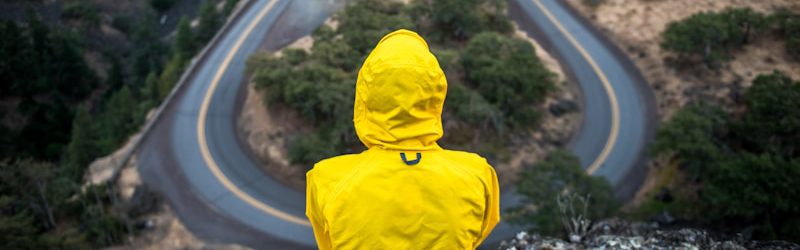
<box><xmin>307</xmin><ymin>153</ymin><xmax>363</xmax><ymax>181</ymax></box>
<box><xmin>440</xmin><ymin>150</ymin><xmax>495</xmax><ymax>174</ymax></box>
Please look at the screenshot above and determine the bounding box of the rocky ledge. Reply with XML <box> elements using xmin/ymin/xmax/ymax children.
<box><xmin>499</xmin><ymin>219</ymin><xmax>799</xmax><ymax>250</ymax></box>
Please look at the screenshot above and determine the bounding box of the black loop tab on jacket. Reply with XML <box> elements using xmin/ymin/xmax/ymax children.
<box><xmin>400</xmin><ymin>152</ymin><xmax>422</xmax><ymax>166</ymax></box>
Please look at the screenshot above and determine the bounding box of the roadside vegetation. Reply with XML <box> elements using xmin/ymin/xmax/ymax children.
<box><xmin>557</xmin><ymin>0</ymin><xmax>800</xmax><ymax>243</ymax></box>
<box><xmin>636</xmin><ymin>7</ymin><xmax>800</xmax><ymax>242</ymax></box>
<box><xmin>647</xmin><ymin>71</ymin><xmax>800</xmax><ymax>241</ymax></box>
<box><xmin>0</xmin><ymin>0</ymin><xmax>239</xmax><ymax>248</ymax></box>
<box><xmin>661</xmin><ymin>7</ymin><xmax>800</xmax><ymax>68</ymax></box>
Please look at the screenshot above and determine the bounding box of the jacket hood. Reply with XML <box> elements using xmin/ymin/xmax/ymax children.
<box><xmin>353</xmin><ymin>29</ymin><xmax>447</xmax><ymax>150</ymax></box>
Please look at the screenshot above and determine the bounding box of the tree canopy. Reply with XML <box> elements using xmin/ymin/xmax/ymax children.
<box><xmin>773</xmin><ymin>10</ymin><xmax>800</xmax><ymax>61</ymax></box>
<box><xmin>0</xmin><ymin>17</ymin><xmax>97</xmax><ymax>160</ymax></box>
<box><xmin>652</xmin><ymin>71</ymin><xmax>800</xmax><ymax>240</ymax></box>
<box><xmin>411</xmin><ymin>0</ymin><xmax>512</xmax><ymax>41</ymax></box>
<box><xmin>1</xmin><ymin>2</ymin><xmax>236</xmax><ymax>248</ymax></box>
<box><xmin>661</xmin><ymin>8</ymin><xmax>768</xmax><ymax>68</ymax></box>
<box><xmin>462</xmin><ymin>32</ymin><xmax>556</xmax><ymax>129</ymax></box>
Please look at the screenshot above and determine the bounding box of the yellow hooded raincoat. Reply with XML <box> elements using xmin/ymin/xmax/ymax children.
<box><xmin>305</xmin><ymin>29</ymin><xmax>500</xmax><ymax>250</ymax></box>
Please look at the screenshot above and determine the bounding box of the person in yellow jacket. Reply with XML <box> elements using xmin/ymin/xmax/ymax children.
<box><xmin>305</xmin><ymin>29</ymin><xmax>500</xmax><ymax>250</ymax></box>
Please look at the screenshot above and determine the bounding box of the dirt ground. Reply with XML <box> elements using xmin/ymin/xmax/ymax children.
<box><xmin>81</xmin><ymin>109</ymin><xmax>246</xmax><ymax>249</ymax></box>
<box><xmin>238</xmin><ymin>83</ymin><xmax>311</xmax><ymax>190</ymax></box>
<box><xmin>239</xmin><ymin>19</ymin><xmax>582</xmax><ymax>189</ymax></box>
<box><xmin>99</xmin><ymin>156</ymin><xmax>250</xmax><ymax>250</ymax></box>
<box><xmin>562</xmin><ymin>0</ymin><xmax>800</xmax><ymax>206</ymax></box>
<box><xmin>565</xmin><ymin>0</ymin><xmax>800</xmax><ymax>120</ymax></box>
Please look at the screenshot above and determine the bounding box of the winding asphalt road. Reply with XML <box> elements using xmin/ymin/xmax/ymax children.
<box><xmin>136</xmin><ymin>0</ymin><xmax>656</xmax><ymax>249</ymax></box>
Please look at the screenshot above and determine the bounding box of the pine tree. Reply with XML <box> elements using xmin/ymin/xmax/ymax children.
<box><xmin>174</xmin><ymin>16</ymin><xmax>195</xmax><ymax>61</ymax></box>
<box><xmin>0</xmin><ymin>196</ymin><xmax>41</xmax><ymax>249</ymax></box>
<box><xmin>196</xmin><ymin>0</ymin><xmax>221</xmax><ymax>45</ymax></box>
<box><xmin>65</xmin><ymin>106</ymin><xmax>98</xmax><ymax>179</ymax></box>
<box><xmin>99</xmin><ymin>86</ymin><xmax>137</xmax><ymax>152</ymax></box>
<box><xmin>222</xmin><ymin>0</ymin><xmax>240</xmax><ymax>16</ymax></box>
<box><xmin>157</xmin><ymin>55</ymin><xmax>186</xmax><ymax>100</ymax></box>
<box><xmin>142</xmin><ymin>71</ymin><xmax>160</xmax><ymax>102</ymax></box>
<box><xmin>106</xmin><ymin>55</ymin><xmax>125</xmax><ymax>93</ymax></box>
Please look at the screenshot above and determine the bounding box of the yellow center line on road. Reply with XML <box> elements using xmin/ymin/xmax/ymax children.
<box><xmin>197</xmin><ymin>0</ymin><xmax>311</xmax><ymax>226</ymax></box>
<box><xmin>531</xmin><ymin>0</ymin><xmax>620</xmax><ymax>174</ymax></box>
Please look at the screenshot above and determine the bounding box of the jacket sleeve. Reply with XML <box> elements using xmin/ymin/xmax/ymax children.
<box><xmin>306</xmin><ymin>171</ymin><xmax>333</xmax><ymax>250</ymax></box>
<box><xmin>475</xmin><ymin>164</ymin><xmax>500</xmax><ymax>248</ymax></box>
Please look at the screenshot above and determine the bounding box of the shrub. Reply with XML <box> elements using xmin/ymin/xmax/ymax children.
<box><xmin>774</xmin><ymin>11</ymin><xmax>800</xmax><ymax>61</ymax></box>
<box><xmin>508</xmin><ymin>150</ymin><xmax>617</xmax><ymax>236</ymax></box>
<box><xmin>196</xmin><ymin>0</ymin><xmax>222</xmax><ymax>45</ymax></box>
<box><xmin>661</xmin><ymin>8</ymin><xmax>767</xmax><ymax>68</ymax></box>
<box><xmin>337</xmin><ymin>0</ymin><xmax>414</xmax><ymax>54</ymax></box>
<box><xmin>410</xmin><ymin>0</ymin><xmax>512</xmax><ymax>41</ymax></box>
<box><xmin>462</xmin><ymin>32</ymin><xmax>555</xmax><ymax>129</ymax></box>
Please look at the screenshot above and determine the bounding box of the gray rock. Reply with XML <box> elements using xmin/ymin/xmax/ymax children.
<box><xmin>499</xmin><ymin>219</ymin><xmax>799</xmax><ymax>250</ymax></box>
<box><xmin>548</xmin><ymin>99</ymin><xmax>579</xmax><ymax>117</ymax></box>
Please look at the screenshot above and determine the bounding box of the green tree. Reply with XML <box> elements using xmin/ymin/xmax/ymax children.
<box><xmin>158</xmin><ymin>55</ymin><xmax>186</xmax><ymax>100</ymax></box>
<box><xmin>222</xmin><ymin>0</ymin><xmax>241</xmax><ymax>16</ymax></box>
<box><xmin>106</xmin><ymin>55</ymin><xmax>125</xmax><ymax>93</ymax></box>
<box><xmin>444</xmin><ymin>82</ymin><xmax>500</xmax><ymax>131</ymax></box>
<box><xmin>412</xmin><ymin>0</ymin><xmax>512</xmax><ymax>41</ymax></box>
<box><xmin>461</xmin><ymin>32</ymin><xmax>555</xmax><ymax>129</ymax></box>
<box><xmin>18</xmin><ymin>96</ymin><xmax>77</xmax><ymax>160</ymax></box>
<box><xmin>0</xmin><ymin>196</ymin><xmax>42</xmax><ymax>249</ymax></box>
<box><xmin>132</xmin><ymin>19</ymin><xmax>169</xmax><ymax>80</ymax></box>
<box><xmin>651</xmin><ymin>103</ymin><xmax>728</xmax><ymax>178</ymax></box>
<box><xmin>174</xmin><ymin>16</ymin><xmax>196</xmax><ymax>61</ymax></box>
<box><xmin>337</xmin><ymin>0</ymin><xmax>414</xmax><ymax>54</ymax></box>
<box><xmin>78</xmin><ymin>185</ymin><xmax>127</xmax><ymax>246</ymax></box>
<box><xmin>310</xmin><ymin>39</ymin><xmax>360</xmax><ymax>71</ymax></box>
<box><xmin>196</xmin><ymin>0</ymin><xmax>222</xmax><ymax>45</ymax></box>
<box><xmin>704</xmin><ymin>153</ymin><xmax>800</xmax><ymax>240</ymax></box>
<box><xmin>98</xmin><ymin>86</ymin><xmax>137</xmax><ymax>152</ymax></box>
<box><xmin>0</xmin><ymin>20</ymin><xmax>35</xmax><ymax>96</ymax></box>
<box><xmin>724</xmin><ymin>8</ymin><xmax>768</xmax><ymax>45</ymax></box>
<box><xmin>0</xmin><ymin>160</ymin><xmax>58</xmax><ymax>231</ymax></box>
<box><xmin>141</xmin><ymin>71</ymin><xmax>160</xmax><ymax>102</ymax></box>
<box><xmin>774</xmin><ymin>10</ymin><xmax>800</xmax><ymax>61</ymax></box>
<box><xmin>652</xmin><ymin>72</ymin><xmax>800</xmax><ymax>241</ymax></box>
<box><xmin>62</xmin><ymin>0</ymin><xmax>101</xmax><ymax>28</ymax></box>
<box><xmin>288</xmin><ymin>133</ymin><xmax>339</xmax><ymax>168</ymax></box>
<box><xmin>661</xmin><ymin>8</ymin><xmax>767</xmax><ymax>68</ymax></box>
<box><xmin>65</xmin><ymin>106</ymin><xmax>99</xmax><ymax>179</ymax></box>
<box><xmin>0</xmin><ymin>161</ymin><xmax>127</xmax><ymax>248</ymax></box>
<box><xmin>732</xmin><ymin>71</ymin><xmax>800</xmax><ymax>157</ymax></box>
<box><xmin>508</xmin><ymin>150</ymin><xmax>617</xmax><ymax>236</ymax></box>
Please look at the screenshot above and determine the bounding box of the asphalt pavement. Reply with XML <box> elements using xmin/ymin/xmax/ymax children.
<box><xmin>137</xmin><ymin>0</ymin><xmax>656</xmax><ymax>249</ymax></box>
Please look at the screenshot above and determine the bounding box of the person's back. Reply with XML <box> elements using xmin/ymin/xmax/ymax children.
<box><xmin>306</xmin><ymin>29</ymin><xmax>500</xmax><ymax>250</ymax></box>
